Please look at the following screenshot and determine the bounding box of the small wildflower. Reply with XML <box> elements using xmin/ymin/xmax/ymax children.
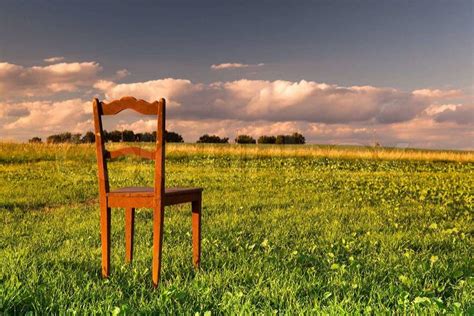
<box><xmin>428</xmin><ymin>223</ymin><xmax>438</xmax><ymax>230</ymax></box>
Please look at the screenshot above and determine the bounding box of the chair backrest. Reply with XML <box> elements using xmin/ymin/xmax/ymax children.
<box><xmin>92</xmin><ymin>96</ymin><xmax>166</xmax><ymax>199</ymax></box>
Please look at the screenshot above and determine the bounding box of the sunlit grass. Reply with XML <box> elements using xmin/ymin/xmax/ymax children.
<box><xmin>1</xmin><ymin>142</ymin><xmax>473</xmax><ymax>163</ymax></box>
<box><xmin>0</xmin><ymin>142</ymin><xmax>473</xmax><ymax>313</ymax></box>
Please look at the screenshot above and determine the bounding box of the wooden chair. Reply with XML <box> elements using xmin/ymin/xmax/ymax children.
<box><xmin>92</xmin><ymin>96</ymin><xmax>202</xmax><ymax>287</ymax></box>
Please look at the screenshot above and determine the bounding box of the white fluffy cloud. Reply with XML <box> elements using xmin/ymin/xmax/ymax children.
<box><xmin>211</xmin><ymin>62</ymin><xmax>264</xmax><ymax>70</ymax></box>
<box><xmin>433</xmin><ymin>104</ymin><xmax>474</xmax><ymax>125</ymax></box>
<box><xmin>0</xmin><ymin>99</ymin><xmax>91</xmax><ymax>139</ymax></box>
<box><xmin>115</xmin><ymin>69</ymin><xmax>130</xmax><ymax>79</ymax></box>
<box><xmin>0</xmin><ymin>61</ymin><xmax>102</xmax><ymax>97</ymax></box>
<box><xmin>44</xmin><ymin>56</ymin><xmax>65</xmax><ymax>63</ymax></box>
<box><xmin>100</xmin><ymin>78</ymin><xmax>204</xmax><ymax>108</ymax></box>
<box><xmin>97</xmin><ymin>78</ymin><xmax>436</xmax><ymax>124</ymax></box>
<box><xmin>412</xmin><ymin>89</ymin><xmax>462</xmax><ymax>99</ymax></box>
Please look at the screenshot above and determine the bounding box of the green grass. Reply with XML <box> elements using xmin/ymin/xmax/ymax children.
<box><xmin>1</xmin><ymin>143</ymin><xmax>473</xmax><ymax>314</ymax></box>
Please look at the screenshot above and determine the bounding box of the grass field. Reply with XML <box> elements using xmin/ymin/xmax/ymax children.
<box><xmin>1</xmin><ymin>143</ymin><xmax>473</xmax><ymax>314</ymax></box>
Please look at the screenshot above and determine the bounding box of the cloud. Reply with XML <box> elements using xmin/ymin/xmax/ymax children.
<box><xmin>0</xmin><ymin>61</ymin><xmax>102</xmax><ymax>97</ymax></box>
<box><xmin>109</xmin><ymin>117</ymin><xmax>473</xmax><ymax>149</ymax></box>
<box><xmin>98</xmin><ymin>78</ymin><xmax>438</xmax><ymax>124</ymax></box>
<box><xmin>93</xmin><ymin>80</ymin><xmax>116</xmax><ymax>91</ymax></box>
<box><xmin>0</xmin><ymin>103</ymin><xmax>30</xmax><ymax>119</ymax></box>
<box><xmin>412</xmin><ymin>88</ymin><xmax>463</xmax><ymax>99</ymax></box>
<box><xmin>433</xmin><ymin>104</ymin><xmax>474</xmax><ymax>125</ymax></box>
<box><xmin>424</xmin><ymin>104</ymin><xmax>459</xmax><ymax>116</ymax></box>
<box><xmin>382</xmin><ymin>117</ymin><xmax>474</xmax><ymax>149</ymax></box>
<box><xmin>115</xmin><ymin>69</ymin><xmax>130</xmax><ymax>79</ymax></box>
<box><xmin>211</xmin><ymin>62</ymin><xmax>264</xmax><ymax>70</ymax></box>
<box><xmin>97</xmin><ymin>78</ymin><xmax>203</xmax><ymax>108</ymax></box>
<box><xmin>116</xmin><ymin>119</ymin><xmax>157</xmax><ymax>132</ymax></box>
<box><xmin>1</xmin><ymin>99</ymin><xmax>91</xmax><ymax>138</ymax></box>
<box><xmin>44</xmin><ymin>56</ymin><xmax>65</xmax><ymax>63</ymax></box>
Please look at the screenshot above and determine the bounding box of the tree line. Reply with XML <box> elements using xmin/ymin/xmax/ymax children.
<box><xmin>235</xmin><ymin>133</ymin><xmax>305</xmax><ymax>144</ymax></box>
<box><xmin>29</xmin><ymin>130</ymin><xmax>184</xmax><ymax>144</ymax></box>
<box><xmin>28</xmin><ymin>131</ymin><xmax>305</xmax><ymax>145</ymax></box>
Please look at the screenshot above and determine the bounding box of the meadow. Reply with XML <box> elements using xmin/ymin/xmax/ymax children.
<box><xmin>0</xmin><ymin>142</ymin><xmax>473</xmax><ymax>314</ymax></box>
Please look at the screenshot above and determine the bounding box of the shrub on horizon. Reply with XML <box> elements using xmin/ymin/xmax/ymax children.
<box><xmin>81</xmin><ymin>131</ymin><xmax>95</xmax><ymax>143</ymax></box>
<box><xmin>166</xmin><ymin>131</ymin><xmax>184</xmax><ymax>143</ymax></box>
<box><xmin>46</xmin><ymin>132</ymin><xmax>72</xmax><ymax>144</ymax></box>
<box><xmin>197</xmin><ymin>134</ymin><xmax>229</xmax><ymax>144</ymax></box>
<box><xmin>104</xmin><ymin>130</ymin><xmax>122</xmax><ymax>142</ymax></box>
<box><xmin>135</xmin><ymin>132</ymin><xmax>153</xmax><ymax>142</ymax></box>
<box><xmin>275</xmin><ymin>132</ymin><xmax>305</xmax><ymax>144</ymax></box>
<box><xmin>257</xmin><ymin>135</ymin><xmax>276</xmax><ymax>144</ymax></box>
<box><xmin>122</xmin><ymin>130</ymin><xmax>135</xmax><ymax>142</ymax></box>
<box><xmin>28</xmin><ymin>137</ymin><xmax>42</xmax><ymax>143</ymax></box>
<box><xmin>235</xmin><ymin>135</ymin><xmax>256</xmax><ymax>144</ymax></box>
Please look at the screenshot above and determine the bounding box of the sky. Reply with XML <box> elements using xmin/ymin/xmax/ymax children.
<box><xmin>0</xmin><ymin>0</ymin><xmax>473</xmax><ymax>149</ymax></box>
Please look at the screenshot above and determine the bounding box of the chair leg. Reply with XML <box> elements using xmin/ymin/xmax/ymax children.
<box><xmin>125</xmin><ymin>207</ymin><xmax>135</xmax><ymax>263</ymax></box>
<box><xmin>192</xmin><ymin>198</ymin><xmax>202</xmax><ymax>268</ymax></box>
<box><xmin>100</xmin><ymin>204</ymin><xmax>111</xmax><ymax>278</ymax></box>
<box><xmin>152</xmin><ymin>201</ymin><xmax>165</xmax><ymax>287</ymax></box>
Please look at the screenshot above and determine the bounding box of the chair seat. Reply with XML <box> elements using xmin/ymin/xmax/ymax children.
<box><xmin>107</xmin><ymin>186</ymin><xmax>202</xmax><ymax>207</ymax></box>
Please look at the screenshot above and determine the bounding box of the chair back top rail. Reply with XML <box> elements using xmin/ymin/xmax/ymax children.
<box><xmin>100</xmin><ymin>96</ymin><xmax>162</xmax><ymax>115</ymax></box>
<box><xmin>105</xmin><ymin>147</ymin><xmax>156</xmax><ymax>160</ymax></box>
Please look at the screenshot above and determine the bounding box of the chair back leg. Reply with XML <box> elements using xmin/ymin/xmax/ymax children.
<box><xmin>192</xmin><ymin>198</ymin><xmax>202</xmax><ymax>268</ymax></box>
<box><xmin>125</xmin><ymin>207</ymin><xmax>135</xmax><ymax>263</ymax></box>
<box><xmin>101</xmin><ymin>205</ymin><xmax>111</xmax><ymax>277</ymax></box>
<box><xmin>152</xmin><ymin>201</ymin><xmax>165</xmax><ymax>287</ymax></box>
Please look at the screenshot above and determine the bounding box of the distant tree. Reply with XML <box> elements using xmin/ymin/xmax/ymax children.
<box><xmin>196</xmin><ymin>134</ymin><xmax>229</xmax><ymax>143</ymax></box>
<box><xmin>81</xmin><ymin>131</ymin><xmax>95</xmax><ymax>143</ymax></box>
<box><xmin>235</xmin><ymin>134</ymin><xmax>256</xmax><ymax>144</ymax></box>
<box><xmin>122</xmin><ymin>130</ymin><xmax>135</xmax><ymax>142</ymax></box>
<box><xmin>275</xmin><ymin>135</ymin><xmax>286</xmax><ymax>144</ymax></box>
<box><xmin>46</xmin><ymin>135</ymin><xmax>59</xmax><ymax>144</ymax></box>
<box><xmin>47</xmin><ymin>132</ymin><xmax>72</xmax><ymax>144</ymax></box>
<box><xmin>134</xmin><ymin>130</ymin><xmax>182</xmax><ymax>142</ymax></box>
<box><xmin>275</xmin><ymin>132</ymin><xmax>305</xmax><ymax>144</ymax></box>
<box><xmin>28</xmin><ymin>137</ymin><xmax>42</xmax><ymax>143</ymax></box>
<box><xmin>291</xmin><ymin>132</ymin><xmax>305</xmax><ymax>144</ymax></box>
<box><xmin>45</xmin><ymin>132</ymin><xmax>83</xmax><ymax>144</ymax></box>
<box><xmin>134</xmin><ymin>133</ymin><xmax>143</xmax><ymax>141</ymax></box>
<box><xmin>71</xmin><ymin>133</ymin><xmax>82</xmax><ymax>144</ymax></box>
<box><xmin>104</xmin><ymin>130</ymin><xmax>122</xmax><ymax>142</ymax></box>
<box><xmin>257</xmin><ymin>135</ymin><xmax>276</xmax><ymax>144</ymax></box>
<box><xmin>141</xmin><ymin>132</ymin><xmax>154</xmax><ymax>142</ymax></box>
<box><xmin>165</xmin><ymin>130</ymin><xmax>184</xmax><ymax>143</ymax></box>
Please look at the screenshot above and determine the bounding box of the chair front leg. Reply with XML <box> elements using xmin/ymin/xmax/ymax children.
<box><xmin>100</xmin><ymin>204</ymin><xmax>111</xmax><ymax>278</ymax></box>
<box><xmin>192</xmin><ymin>198</ymin><xmax>202</xmax><ymax>268</ymax></box>
<box><xmin>152</xmin><ymin>200</ymin><xmax>165</xmax><ymax>287</ymax></box>
<box><xmin>125</xmin><ymin>207</ymin><xmax>135</xmax><ymax>263</ymax></box>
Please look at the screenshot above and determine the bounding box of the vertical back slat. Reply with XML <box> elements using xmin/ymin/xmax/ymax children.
<box><xmin>154</xmin><ymin>98</ymin><xmax>166</xmax><ymax>199</ymax></box>
<box><xmin>152</xmin><ymin>98</ymin><xmax>166</xmax><ymax>285</ymax></box>
<box><xmin>93</xmin><ymin>98</ymin><xmax>112</xmax><ymax>277</ymax></box>
<box><xmin>93</xmin><ymin>98</ymin><xmax>110</xmax><ymax>194</ymax></box>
